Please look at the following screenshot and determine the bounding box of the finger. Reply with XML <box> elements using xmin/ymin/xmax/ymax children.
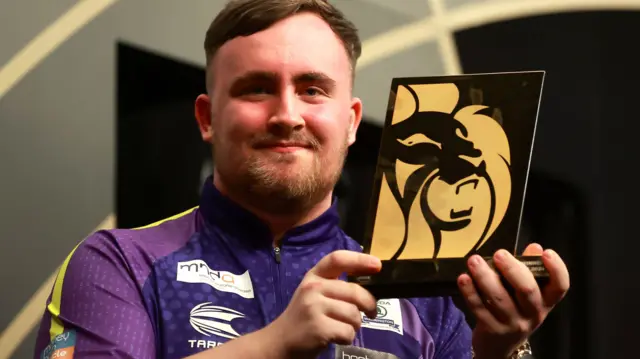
<box><xmin>318</xmin><ymin>278</ymin><xmax>378</xmax><ymax>318</ymax></box>
<box><xmin>493</xmin><ymin>249</ymin><xmax>544</xmax><ymax>320</ymax></box>
<box><xmin>321</xmin><ymin>316</ymin><xmax>357</xmax><ymax>345</ymax></box>
<box><xmin>323</xmin><ymin>297</ymin><xmax>363</xmax><ymax>331</ymax></box>
<box><xmin>467</xmin><ymin>254</ymin><xmax>519</xmax><ymax>323</ymax></box>
<box><xmin>522</xmin><ymin>243</ymin><xmax>543</xmax><ymax>256</ymax></box>
<box><xmin>457</xmin><ymin>273</ymin><xmax>502</xmax><ymax>328</ymax></box>
<box><xmin>541</xmin><ymin>249</ymin><xmax>570</xmax><ymax>308</ymax></box>
<box><xmin>310</xmin><ymin>250</ymin><xmax>381</xmax><ymax>279</ymax></box>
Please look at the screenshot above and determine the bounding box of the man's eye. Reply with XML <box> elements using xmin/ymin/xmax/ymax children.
<box><xmin>247</xmin><ymin>86</ymin><xmax>269</xmax><ymax>94</ymax></box>
<box><xmin>302</xmin><ymin>87</ymin><xmax>322</xmax><ymax>96</ymax></box>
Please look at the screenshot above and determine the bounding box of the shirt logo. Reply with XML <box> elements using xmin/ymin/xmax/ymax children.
<box><xmin>41</xmin><ymin>330</ymin><xmax>76</xmax><ymax>359</ymax></box>
<box><xmin>360</xmin><ymin>299</ymin><xmax>403</xmax><ymax>335</ymax></box>
<box><xmin>335</xmin><ymin>345</ymin><xmax>400</xmax><ymax>359</ymax></box>
<box><xmin>176</xmin><ymin>259</ymin><xmax>254</xmax><ymax>299</ymax></box>
<box><xmin>189</xmin><ymin>302</ymin><xmax>245</xmax><ymax>339</ymax></box>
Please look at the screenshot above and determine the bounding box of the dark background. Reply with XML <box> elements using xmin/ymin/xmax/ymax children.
<box><xmin>455</xmin><ymin>11</ymin><xmax>640</xmax><ymax>359</ymax></box>
<box><xmin>117</xmin><ymin>10</ymin><xmax>640</xmax><ymax>359</ymax></box>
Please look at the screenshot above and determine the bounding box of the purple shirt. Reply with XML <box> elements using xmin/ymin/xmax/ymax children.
<box><xmin>34</xmin><ymin>178</ymin><xmax>472</xmax><ymax>359</ymax></box>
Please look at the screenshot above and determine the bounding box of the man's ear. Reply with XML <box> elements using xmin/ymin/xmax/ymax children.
<box><xmin>195</xmin><ymin>94</ymin><xmax>213</xmax><ymax>142</ymax></box>
<box><xmin>347</xmin><ymin>97</ymin><xmax>363</xmax><ymax>146</ymax></box>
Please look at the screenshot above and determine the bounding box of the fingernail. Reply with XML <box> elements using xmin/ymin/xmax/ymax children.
<box><xmin>495</xmin><ymin>249</ymin><xmax>508</xmax><ymax>262</ymax></box>
<box><xmin>369</xmin><ymin>256</ymin><xmax>382</xmax><ymax>267</ymax></box>
<box><xmin>469</xmin><ymin>255</ymin><xmax>481</xmax><ymax>268</ymax></box>
<box><xmin>544</xmin><ymin>249</ymin><xmax>556</xmax><ymax>259</ymax></box>
<box><xmin>458</xmin><ymin>275</ymin><xmax>471</xmax><ymax>286</ymax></box>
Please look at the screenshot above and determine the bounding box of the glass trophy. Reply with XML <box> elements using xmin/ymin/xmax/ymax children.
<box><xmin>349</xmin><ymin>71</ymin><xmax>550</xmax><ymax>299</ymax></box>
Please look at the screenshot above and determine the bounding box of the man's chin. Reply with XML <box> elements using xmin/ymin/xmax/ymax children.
<box><xmin>256</xmin><ymin>171</ymin><xmax>312</xmax><ymax>190</ymax></box>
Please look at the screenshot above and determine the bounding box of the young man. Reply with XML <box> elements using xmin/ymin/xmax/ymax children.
<box><xmin>34</xmin><ymin>1</ymin><xmax>570</xmax><ymax>358</ymax></box>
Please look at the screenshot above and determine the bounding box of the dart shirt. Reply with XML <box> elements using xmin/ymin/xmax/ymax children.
<box><xmin>34</xmin><ymin>178</ymin><xmax>472</xmax><ymax>359</ymax></box>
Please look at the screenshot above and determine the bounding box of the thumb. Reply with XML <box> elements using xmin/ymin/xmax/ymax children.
<box><xmin>522</xmin><ymin>243</ymin><xmax>544</xmax><ymax>256</ymax></box>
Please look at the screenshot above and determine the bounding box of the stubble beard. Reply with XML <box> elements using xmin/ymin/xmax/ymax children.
<box><xmin>215</xmin><ymin>139</ymin><xmax>348</xmax><ymax>216</ymax></box>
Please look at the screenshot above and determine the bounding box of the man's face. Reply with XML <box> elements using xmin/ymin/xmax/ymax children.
<box><xmin>196</xmin><ymin>13</ymin><xmax>362</xmax><ymax>213</ymax></box>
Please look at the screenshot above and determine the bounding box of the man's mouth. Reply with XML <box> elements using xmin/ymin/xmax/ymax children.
<box><xmin>254</xmin><ymin>141</ymin><xmax>311</xmax><ymax>153</ymax></box>
<box><xmin>449</xmin><ymin>178</ymin><xmax>479</xmax><ymax>219</ymax></box>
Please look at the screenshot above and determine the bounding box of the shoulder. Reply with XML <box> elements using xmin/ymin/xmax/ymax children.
<box><xmin>35</xmin><ymin>208</ymin><xmax>204</xmax><ymax>358</ymax></box>
<box><xmin>123</xmin><ymin>205</ymin><xmax>201</xmax><ymax>255</ymax></box>
<box><xmin>63</xmin><ymin>206</ymin><xmax>201</xmax><ymax>288</ymax></box>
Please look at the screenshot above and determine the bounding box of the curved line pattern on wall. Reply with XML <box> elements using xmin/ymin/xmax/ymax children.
<box><xmin>351</xmin><ymin>0</ymin><xmax>640</xmax><ymax>72</ymax></box>
<box><xmin>356</xmin><ymin>17</ymin><xmax>438</xmax><ymax>70</ymax></box>
<box><xmin>0</xmin><ymin>0</ymin><xmax>119</xmax><ymax>101</ymax></box>
<box><xmin>449</xmin><ymin>0</ymin><xmax>640</xmax><ymax>31</ymax></box>
<box><xmin>427</xmin><ymin>0</ymin><xmax>462</xmax><ymax>75</ymax></box>
<box><xmin>2</xmin><ymin>0</ymin><xmax>640</xmax><ymax>357</ymax></box>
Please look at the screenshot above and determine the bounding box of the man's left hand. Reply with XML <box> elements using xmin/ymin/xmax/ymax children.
<box><xmin>457</xmin><ymin>243</ymin><xmax>570</xmax><ymax>359</ymax></box>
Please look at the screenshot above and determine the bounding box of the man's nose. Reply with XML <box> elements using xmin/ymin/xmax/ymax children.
<box><xmin>267</xmin><ymin>91</ymin><xmax>305</xmax><ymax>135</ymax></box>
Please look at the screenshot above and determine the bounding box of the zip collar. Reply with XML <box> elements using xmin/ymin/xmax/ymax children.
<box><xmin>199</xmin><ymin>176</ymin><xmax>342</xmax><ymax>247</ymax></box>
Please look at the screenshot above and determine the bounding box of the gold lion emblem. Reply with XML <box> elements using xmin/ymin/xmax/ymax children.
<box><xmin>370</xmin><ymin>83</ymin><xmax>512</xmax><ymax>260</ymax></box>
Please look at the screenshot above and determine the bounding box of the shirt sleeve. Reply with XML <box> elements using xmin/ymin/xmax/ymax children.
<box><xmin>33</xmin><ymin>231</ymin><xmax>156</xmax><ymax>359</ymax></box>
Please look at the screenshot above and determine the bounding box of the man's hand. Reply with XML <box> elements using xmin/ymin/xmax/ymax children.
<box><xmin>265</xmin><ymin>250</ymin><xmax>382</xmax><ymax>359</ymax></box>
<box><xmin>456</xmin><ymin>243</ymin><xmax>570</xmax><ymax>359</ymax></box>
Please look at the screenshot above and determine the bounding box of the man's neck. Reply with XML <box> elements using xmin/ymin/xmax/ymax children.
<box><xmin>212</xmin><ymin>176</ymin><xmax>333</xmax><ymax>244</ymax></box>
<box><xmin>261</xmin><ymin>196</ymin><xmax>333</xmax><ymax>245</ymax></box>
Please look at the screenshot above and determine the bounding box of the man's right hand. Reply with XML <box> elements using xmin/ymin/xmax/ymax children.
<box><xmin>185</xmin><ymin>250</ymin><xmax>381</xmax><ymax>359</ymax></box>
<box><xmin>266</xmin><ymin>250</ymin><xmax>382</xmax><ymax>358</ymax></box>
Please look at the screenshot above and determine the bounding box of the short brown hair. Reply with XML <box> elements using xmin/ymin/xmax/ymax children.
<box><xmin>204</xmin><ymin>0</ymin><xmax>361</xmax><ymax>89</ymax></box>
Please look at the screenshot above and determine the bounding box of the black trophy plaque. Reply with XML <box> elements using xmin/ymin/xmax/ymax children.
<box><xmin>349</xmin><ymin>71</ymin><xmax>550</xmax><ymax>299</ymax></box>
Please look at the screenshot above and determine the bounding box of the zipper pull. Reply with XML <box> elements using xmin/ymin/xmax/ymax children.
<box><xmin>274</xmin><ymin>246</ymin><xmax>281</xmax><ymax>263</ymax></box>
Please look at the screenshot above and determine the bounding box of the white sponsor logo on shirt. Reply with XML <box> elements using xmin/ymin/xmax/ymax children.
<box><xmin>187</xmin><ymin>339</ymin><xmax>224</xmax><ymax>349</ymax></box>
<box><xmin>189</xmin><ymin>302</ymin><xmax>245</xmax><ymax>339</ymax></box>
<box><xmin>176</xmin><ymin>259</ymin><xmax>254</xmax><ymax>299</ymax></box>
<box><xmin>336</xmin><ymin>345</ymin><xmax>400</xmax><ymax>359</ymax></box>
<box><xmin>360</xmin><ymin>299</ymin><xmax>403</xmax><ymax>335</ymax></box>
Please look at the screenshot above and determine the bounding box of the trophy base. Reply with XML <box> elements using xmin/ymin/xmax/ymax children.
<box><xmin>348</xmin><ymin>256</ymin><xmax>550</xmax><ymax>299</ymax></box>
